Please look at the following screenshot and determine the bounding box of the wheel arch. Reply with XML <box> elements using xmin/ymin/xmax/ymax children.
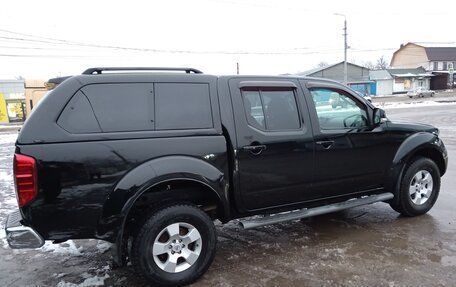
<box><xmin>95</xmin><ymin>155</ymin><xmax>229</xmax><ymax>265</ymax></box>
<box><xmin>386</xmin><ymin>132</ymin><xmax>447</xmax><ymax>204</ymax></box>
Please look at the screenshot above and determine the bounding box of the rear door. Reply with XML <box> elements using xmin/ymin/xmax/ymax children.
<box><xmin>229</xmin><ymin>78</ymin><xmax>315</xmax><ymax>211</ymax></box>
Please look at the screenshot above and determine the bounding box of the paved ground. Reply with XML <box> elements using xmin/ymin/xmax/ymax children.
<box><xmin>0</xmin><ymin>101</ymin><xmax>455</xmax><ymax>286</ymax></box>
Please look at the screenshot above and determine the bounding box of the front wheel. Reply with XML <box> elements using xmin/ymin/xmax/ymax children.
<box><xmin>131</xmin><ymin>204</ymin><xmax>217</xmax><ymax>286</ymax></box>
<box><xmin>390</xmin><ymin>157</ymin><xmax>440</xmax><ymax>216</ymax></box>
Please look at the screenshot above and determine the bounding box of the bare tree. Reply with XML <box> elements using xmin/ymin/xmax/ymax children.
<box><xmin>375</xmin><ymin>56</ymin><xmax>389</xmax><ymax>70</ymax></box>
<box><xmin>361</xmin><ymin>56</ymin><xmax>390</xmax><ymax>70</ymax></box>
<box><xmin>362</xmin><ymin>61</ymin><xmax>376</xmax><ymax>70</ymax></box>
<box><xmin>317</xmin><ymin>61</ymin><xmax>329</xmax><ymax>68</ymax></box>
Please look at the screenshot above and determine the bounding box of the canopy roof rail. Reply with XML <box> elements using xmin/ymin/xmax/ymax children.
<box><xmin>82</xmin><ymin>67</ymin><xmax>203</xmax><ymax>75</ymax></box>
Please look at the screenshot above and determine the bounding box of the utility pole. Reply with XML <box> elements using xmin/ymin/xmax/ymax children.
<box><xmin>334</xmin><ymin>13</ymin><xmax>348</xmax><ymax>85</ymax></box>
<box><xmin>343</xmin><ymin>18</ymin><xmax>348</xmax><ymax>85</ymax></box>
<box><xmin>236</xmin><ymin>62</ymin><xmax>240</xmax><ymax>75</ymax></box>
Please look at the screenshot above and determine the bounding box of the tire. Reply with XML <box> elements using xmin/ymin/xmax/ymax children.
<box><xmin>408</xmin><ymin>96</ymin><xmax>413</xmax><ymax>98</ymax></box>
<box><xmin>131</xmin><ymin>204</ymin><xmax>217</xmax><ymax>286</ymax></box>
<box><xmin>431</xmin><ymin>92</ymin><xmax>435</xmax><ymax>97</ymax></box>
<box><xmin>390</xmin><ymin>157</ymin><xmax>440</xmax><ymax>216</ymax></box>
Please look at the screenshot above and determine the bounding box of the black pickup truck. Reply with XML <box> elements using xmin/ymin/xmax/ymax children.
<box><xmin>6</xmin><ymin>67</ymin><xmax>447</xmax><ymax>286</ymax></box>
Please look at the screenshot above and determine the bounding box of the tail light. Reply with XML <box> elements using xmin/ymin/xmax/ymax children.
<box><xmin>13</xmin><ymin>154</ymin><xmax>38</xmax><ymax>207</ymax></box>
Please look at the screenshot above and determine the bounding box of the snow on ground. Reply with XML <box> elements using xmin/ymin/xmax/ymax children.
<box><xmin>0</xmin><ymin>133</ymin><xmax>18</xmax><ymax>145</ymax></box>
<box><xmin>0</xmin><ymin>169</ymin><xmax>13</xmax><ymax>182</ymax></box>
<box><xmin>40</xmin><ymin>240</ymin><xmax>84</xmax><ymax>256</ymax></box>
<box><xmin>376</xmin><ymin>100</ymin><xmax>456</xmax><ymax>110</ymax></box>
<box><xmin>0</xmin><ymin>132</ymin><xmax>19</xmax><ymax>250</ymax></box>
<box><xmin>96</xmin><ymin>241</ymin><xmax>112</xmax><ymax>254</ymax></box>
<box><xmin>57</xmin><ymin>272</ymin><xmax>110</xmax><ymax>287</ymax></box>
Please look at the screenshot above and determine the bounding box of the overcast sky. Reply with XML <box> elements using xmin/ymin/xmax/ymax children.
<box><xmin>1</xmin><ymin>0</ymin><xmax>455</xmax><ymax>79</ymax></box>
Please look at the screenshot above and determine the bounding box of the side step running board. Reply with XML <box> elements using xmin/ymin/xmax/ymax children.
<box><xmin>239</xmin><ymin>192</ymin><xmax>394</xmax><ymax>229</ymax></box>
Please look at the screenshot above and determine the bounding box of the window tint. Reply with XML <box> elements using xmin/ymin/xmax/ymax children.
<box><xmin>242</xmin><ymin>90</ymin><xmax>265</xmax><ymax>129</ymax></box>
<box><xmin>57</xmin><ymin>91</ymin><xmax>101</xmax><ymax>133</ymax></box>
<box><xmin>154</xmin><ymin>83</ymin><xmax>213</xmax><ymax>130</ymax></box>
<box><xmin>242</xmin><ymin>88</ymin><xmax>300</xmax><ymax>131</ymax></box>
<box><xmin>310</xmin><ymin>88</ymin><xmax>368</xmax><ymax>130</ymax></box>
<box><xmin>82</xmin><ymin>84</ymin><xmax>154</xmax><ymax>132</ymax></box>
<box><xmin>263</xmin><ymin>90</ymin><xmax>300</xmax><ymax>130</ymax></box>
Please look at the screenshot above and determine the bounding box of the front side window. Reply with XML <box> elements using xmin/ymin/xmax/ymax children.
<box><xmin>310</xmin><ymin>88</ymin><xmax>368</xmax><ymax>130</ymax></box>
<box><xmin>242</xmin><ymin>88</ymin><xmax>300</xmax><ymax>131</ymax></box>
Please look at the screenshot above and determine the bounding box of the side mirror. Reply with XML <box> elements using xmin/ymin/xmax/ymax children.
<box><xmin>373</xmin><ymin>108</ymin><xmax>387</xmax><ymax>125</ymax></box>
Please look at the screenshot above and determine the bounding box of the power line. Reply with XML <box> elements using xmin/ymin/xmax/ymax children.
<box><xmin>0</xmin><ymin>54</ymin><xmax>89</xmax><ymax>58</ymax></box>
<box><xmin>0</xmin><ymin>48</ymin><xmax>402</xmax><ymax>60</ymax></box>
<box><xmin>0</xmin><ymin>28</ymin><xmax>342</xmax><ymax>55</ymax></box>
<box><xmin>0</xmin><ymin>35</ymin><xmax>343</xmax><ymax>55</ymax></box>
<box><xmin>0</xmin><ymin>28</ymin><xmax>399</xmax><ymax>57</ymax></box>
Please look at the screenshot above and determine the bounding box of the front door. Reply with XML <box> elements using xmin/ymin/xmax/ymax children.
<box><xmin>304</xmin><ymin>83</ymin><xmax>398</xmax><ymax>199</ymax></box>
<box><xmin>229</xmin><ymin>78</ymin><xmax>315</xmax><ymax>211</ymax></box>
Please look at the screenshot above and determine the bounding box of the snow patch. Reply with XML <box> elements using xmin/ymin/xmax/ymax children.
<box><xmin>379</xmin><ymin>101</ymin><xmax>456</xmax><ymax>110</ymax></box>
<box><xmin>56</xmin><ymin>273</ymin><xmax>109</xmax><ymax>287</ymax></box>
<box><xmin>0</xmin><ymin>225</ymin><xmax>8</xmax><ymax>248</ymax></box>
<box><xmin>0</xmin><ymin>132</ymin><xmax>18</xmax><ymax>145</ymax></box>
<box><xmin>40</xmin><ymin>240</ymin><xmax>83</xmax><ymax>256</ymax></box>
<box><xmin>53</xmin><ymin>273</ymin><xmax>68</xmax><ymax>279</ymax></box>
<box><xmin>96</xmin><ymin>241</ymin><xmax>111</xmax><ymax>254</ymax></box>
<box><xmin>4</xmin><ymin>197</ymin><xmax>17</xmax><ymax>206</ymax></box>
<box><xmin>0</xmin><ymin>170</ymin><xmax>13</xmax><ymax>187</ymax></box>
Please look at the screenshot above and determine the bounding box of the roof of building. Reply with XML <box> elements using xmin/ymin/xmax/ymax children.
<box><xmin>425</xmin><ymin>47</ymin><xmax>456</xmax><ymax>61</ymax></box>
<box><xmin>387</xmin><ymin>67</ymin><xmax>432</xmax><ymax>78</ymax></box>
<box><xmin>24</xmin><ymin>79</ymin><xmax>46</xmax><ymax>88</ymax></box>
<box><xmin>369</xmin><ymin>70</ymin><xmax>392</xmax><ymax>80</ymax></box>
<box><xmin>0</xmin><ymin>79</ymin><xmax>24</xmax><ymax>84</ymax></box>
<box><xmin>296</xmin><ymin>61</ymin><xmax>369</xmax><ymax>76</ymax></box>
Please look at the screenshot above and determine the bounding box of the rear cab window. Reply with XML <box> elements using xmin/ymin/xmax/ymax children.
<box><xmin>241</xmin><ymin>87</ymin><xmax>301</xmax><ymax>131</ymax></box>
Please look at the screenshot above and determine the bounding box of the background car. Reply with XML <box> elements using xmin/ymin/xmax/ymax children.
<box><xmin>407</xmin><ymin>87</ymin><xmax>435</xmax><ymax>98</ymax></box>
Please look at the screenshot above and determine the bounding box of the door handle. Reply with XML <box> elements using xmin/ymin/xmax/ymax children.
<box><xmin>316</xmin><ymin>140</ymin><xmax>334</xmax><ymax>149</ymax></box>
<box><xmin>242</xmin><ymin>144</ymin><xmax>267</xmax><ymax>155</ymax></box>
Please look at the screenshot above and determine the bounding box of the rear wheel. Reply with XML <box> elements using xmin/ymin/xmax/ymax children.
<box><xmin>131</xmin><ymin>204</ymin><xmax>217</xmax><ymax>286</ymax></box>
<box><xmin>390</xmin><ymin>157</ymin><xmax>440</xmax><ymax>216</ymax></box>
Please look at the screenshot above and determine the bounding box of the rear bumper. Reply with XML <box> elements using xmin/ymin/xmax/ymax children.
<box><xmin>5</xmin><ymin>210</ymin><xmax>44</xmax><ymax>249</ymax></box>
